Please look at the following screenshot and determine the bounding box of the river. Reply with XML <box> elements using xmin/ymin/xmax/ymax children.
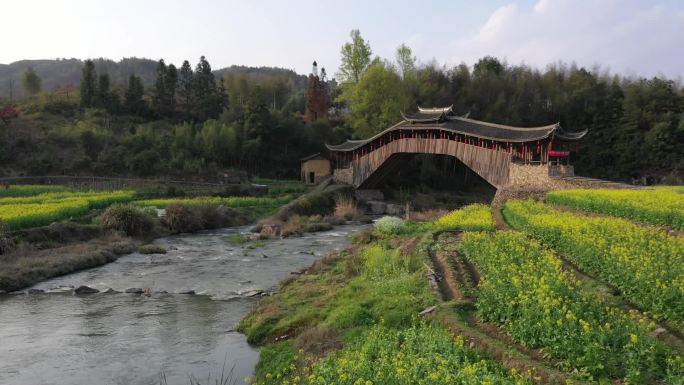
<box><xmin>0</xmin><ymin>224</ymin><xmax>366</xmax><ymax>385</ymax></box>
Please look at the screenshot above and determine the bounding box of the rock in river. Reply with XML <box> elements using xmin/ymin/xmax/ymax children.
<box><xmin>242</xmin><ymin>289</ymin><xmax>264</xmax><ymax>297</ymax></box>
<box><xmin>125</xmin><ymin>288</ymin><xmax>144</xmax><ymax>294</ymax></box>
<box><xmin>27</xmin><ymin>288</ymin><xmax>44</xmax><ymax>294</ymax></box>
<box><xmin>74</xmin><ymin>286</ymin><xmax>100</xmax><ymax>294</ymax></box>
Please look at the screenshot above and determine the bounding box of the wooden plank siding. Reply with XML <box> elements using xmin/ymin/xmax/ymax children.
<box><xmin>351</xmin><ymin>137</ymin><xmax>512</xmax><ymax>188</ymax></box>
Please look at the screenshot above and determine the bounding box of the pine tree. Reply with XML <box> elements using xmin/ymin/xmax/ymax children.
<box><xmin>164</xmin><ymin>64</ymin><xmax>178</xmax><ymax>117</ymax></box>
<box><xmin>124</xmin><ymin>74</ymin><xmax>147</xmax><ymax>116</ymax></box>
<box><xmin>152</xmin><ymin>59</ymin><xmax>168</xmax><ymax>117</ymax></box>
<box><xmin>95</xmin><ymin>73</ymin><xmax>112</xmax><ymax>110</ymax></box>
<box><xmin>190</xmin><ymin>56</ymin><xmax>224</xmax><ymax>121</ymax></box>
<box><xmin>22</xmin><ymin>67</ymin><xmax>42</xmax><ymax>96</ymax></box>
<box><xmin>178</xmin><ymin>60</ymin><xmax>194</xmax><ymax>118</ymax></box>
<box><xmin>80</xmin><ymin>60</ymin><xmax>97</xmax><ymax>108</ymax></box>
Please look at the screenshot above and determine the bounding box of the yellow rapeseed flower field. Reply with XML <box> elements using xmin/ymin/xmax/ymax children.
<box><xmin>504</xmin><ymin>199</ymin><xmax>684</xmax><ymax>328</ymax></box>
<box><xmin>0</xmin><ymin>189</ymin><xmax>135</xmax><ymax>229</ymax></box>
<box><xmin>459</xmin><ymin>231</ymin><xmax>682</xmax><ymax>383</ymax></box>
<box><xmin>546</xmin><ymin>188</ymin><xmax>684</xmax><ymax>229</ymax></box>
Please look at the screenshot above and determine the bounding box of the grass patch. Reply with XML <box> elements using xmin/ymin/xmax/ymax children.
<box><xmin>0</xmin><ymin>235</ymin><xmax>136</xmax><ymax>292</ymax></box>
<box><xmin>224</xmin><ymin>233</ymin><xmax>251</xmax><ymax>244</ymax></box>
<box><xmin>138</xmin><ymin>244</ymin><xmax>166</xmax><ymax>254</ymax></box>
<box><xmin>0</xmin><ymin>184</ymin><xmax>73</xmax><ymax>197</ymax></box>
<box><xmin>238</xmin><ymin>243</ymin><xmax>432</xmax><ymax>345</ymax></box>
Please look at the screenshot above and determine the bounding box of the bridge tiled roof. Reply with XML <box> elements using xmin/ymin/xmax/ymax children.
<box><xmin>326</xmin><ymin>106</ymin><xmax>587</xmax><ymax>152</ymax></box>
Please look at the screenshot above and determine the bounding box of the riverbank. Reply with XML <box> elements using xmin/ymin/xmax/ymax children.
<box><xmin>0</xmin><ymin>196</ymin><xmax>282</xmax><ymax>293</ymax></box>
<box><xmin>0</xmin><ymin>180</ymin><xmax>363</xmax><ymax>293</ymax></box>
<box><xmin>0</xmin><ymin>224</ymin><xmax>367</xmax><ymax>385</ymax></box>
<box><xmin>240</xmin><ymin>192</ymin><xmax>684</xmax><ymax>385</ymax></box>
<box><xmin>237</xmin><ymin>205</ymin><xmax>540</xmax><ymax>385</ymax></box>
<box><xmin>0</xmin><ymin>182</ymin><xmax>312</xmax><ymax>292</ymax></box>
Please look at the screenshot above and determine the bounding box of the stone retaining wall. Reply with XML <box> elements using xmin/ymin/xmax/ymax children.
<box><xmin>333</xmin><ymin>167</ymin><xmax>353</xmax><ymax>185</ymax></box>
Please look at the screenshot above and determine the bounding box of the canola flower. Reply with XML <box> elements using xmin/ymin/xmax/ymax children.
<box><xmin>459</xmin><ymin>231</ymin><xmax>683</xmax><ymax>383</ymax></box>
<box><xmin>546</xmin><ymin>188</ymin><xmax>684</xmax><ymax>229</ymax></box>
<box><xmin>134</xmin><ymin>195</ymin><xmax>293</xmax><ymax>209</ymax></box>
<box><xmin>504</xmin><ymin>199</ymin><xmax>684</xmax><ymax>328</ymax></box>
<box><xmin>289</xmin><ymin>323</ymin><xmax>532</xmax><ymax>385</ymax></box>
<box><xmin>0</xmin><ymin>190</ymin><xmax>135</xmax><ymax>229</ymax></box>
<box><xmin>434</xmin><ymin>203</ymin><xmax>495</xmax><ymax>231</ymax></box>
<box><xmin>0</xmin><ymin>184</ymin><xmax>72</xmax><ymax>197</ymax></box>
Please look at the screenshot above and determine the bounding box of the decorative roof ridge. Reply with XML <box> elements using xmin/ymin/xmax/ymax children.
<box><xmin>300</xmin><ymin>152</ymin><xmax>327</xmax><ymax>161</ymax></box>
<box><xmin>400</xmin><ymin>111</ymin><xmax>443</xmax><ymax>123</ymax></box>
<box><xmin>417</xmin><ymin>105</ymin><xmax>453</xmax><ymax>114</ymax></box>
<box><xmin>447</xmin><ymin>115</ymin><xmax>558</xmax><ymax>132</ymax></box>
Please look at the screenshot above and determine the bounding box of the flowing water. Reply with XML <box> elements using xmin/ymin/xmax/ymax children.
<box><xmin>0</xmin><ymin>224</ymin><xmax>367</xmax><ymax>385</ymax></box>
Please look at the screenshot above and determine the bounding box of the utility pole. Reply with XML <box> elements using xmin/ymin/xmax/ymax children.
<box><xmin>9</xmin><ymin>79</ymin><xmax>14</xmax><ymax>101</ymax></box>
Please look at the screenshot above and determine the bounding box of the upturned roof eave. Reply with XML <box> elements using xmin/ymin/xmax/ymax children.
<box><xmin>326</xmin><ymin>120</ymin><xmax>569</xmax><ymax>152</ymax></box>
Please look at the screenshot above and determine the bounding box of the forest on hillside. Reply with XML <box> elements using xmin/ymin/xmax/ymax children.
<box><xmin>0</xmin><ymin>30</ymin><xmax>683</xmax><ymax>183</ymax></box>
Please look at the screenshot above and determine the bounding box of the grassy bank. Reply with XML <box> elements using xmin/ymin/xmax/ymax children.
<box><xmin>240</xmin><ymin>192</ymin><xmax>684</xmax><ymax>385</ymax></box>
<box><xmin>0</xmin><ymin>182</ymin><xmax>304</xmax><ymax>292</ymax></box>
<box><xmin>238</xmin><ymin>205</ymin><xmax>534</xmax><ymax>385</ymax></box>
<box><xmin>0</xmin><ymin>234</ymin><xmax>137</xmax><ymax>292</ymax></box>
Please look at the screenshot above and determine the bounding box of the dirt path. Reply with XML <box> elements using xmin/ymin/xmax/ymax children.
<box><xmin>427</xmin><ymin>232</ymin><xmax>464</xmax><ymax>301</ymax></box>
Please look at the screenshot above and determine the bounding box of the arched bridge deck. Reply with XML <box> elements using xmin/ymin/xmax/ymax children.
<box><xmin>327</xmin><ymin>106</ymin><xmax>587</xmax><ymax>190</ymax></box>
<box><xmin>343</xmin><ymin>136</ymin><xmax>512</xmax><ymax>188</ymax></box>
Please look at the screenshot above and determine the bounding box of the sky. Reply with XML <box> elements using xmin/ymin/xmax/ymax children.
<box><xmin>2</xmin><ymin>0</ymin><xmax>684</xmax><ymax>79</ymax></box>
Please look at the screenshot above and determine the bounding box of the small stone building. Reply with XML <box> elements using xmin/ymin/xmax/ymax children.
<box><xmin>300</xmin><ymin>153</ymin><xmax>331</xmax><ymax>184</ymax></box>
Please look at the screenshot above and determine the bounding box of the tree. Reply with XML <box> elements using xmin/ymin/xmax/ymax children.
<box><xmin>123</xmin><ymin>74</ymin><xmax>147</xmax><ymax>116</ymax></box>
<box><xmin>80</xmin><ymin>60</ymin><xmax>97</xmax><ymax>108</ymax></box>
<box><xmin>190</xmin><ymin>56</ymin><xmax>225</xmax><ymax>121</ymax></box>
<box><xmin>337</xmin><ymin>29</ymin><xmax>372</xmax><ymax>83</ymax></box>
<box><xmin>339</xmin><ymin>62</ymin><xmax>406</xmax><ymax>138</ymax></box>
<box><xmin>94</xmin><ymin>73</ymin><xmax>118</xmax><ymax>111</ymax></box>
<box><xmin>395</xmin><ymin>44</ymin><xmax>416</xmax><ymax>80</ymax></box>
<box><xmin>22</xmin><ymin>67</ymin><xmax>42</xmax><ymax>96</ymax></box>
<box><xmin>152</xmin><ymin>59</ymin><xmax>168</xmax><ymax>117</ymax></box>
<box><xmin>164</xmin><ymin>64</ymin><xmax>178</xmax><ymax>116</ymax></box>
<box><xmin>178</xmin><ymin>60</ymin><xmax>194</xmax><ymax>117</ymax></box>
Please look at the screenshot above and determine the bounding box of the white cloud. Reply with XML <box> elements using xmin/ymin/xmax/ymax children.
<box><xmin>449</xmin><ymin>0</ymin><xmax>684</xmax><ymax>78</ymax></box>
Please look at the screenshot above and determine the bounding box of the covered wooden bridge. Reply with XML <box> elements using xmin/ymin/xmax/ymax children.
<box><xmin>326</xmin><ymin>106</ymin><xmax>587</xmax><ymax>189</ymax></box>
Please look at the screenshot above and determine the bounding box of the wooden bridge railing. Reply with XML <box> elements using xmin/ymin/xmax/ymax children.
<box><xmin>349</xmin><ymin>137</ymin><xmax>512</xmax><ymax>188</ymax></box>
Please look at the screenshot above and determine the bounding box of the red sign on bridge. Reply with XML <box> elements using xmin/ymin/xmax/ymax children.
<box><xmin>548</xmin><ymin>150</ymin><xmax>570</xmax><ymax>157</ymax></box>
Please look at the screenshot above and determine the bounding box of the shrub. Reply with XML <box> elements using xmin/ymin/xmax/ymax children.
<box><xmin>373</xmin><ymin>216</ymin><xmax>405</xmax><ymax>235</ymax></box>
<box><xmin>303</xmin><ymin>222</ymin><xmax>333</xmax><ymax>232</ymax></box>
<box><xmin>0</xmin><ymin>221</ymin><xmax>15</xmax><ymax>254</ymax></box>
<box><xmin>41</xmin><ymin>100</ymin><xmax>78</xmax><ymax>117</ymax></box>
<box><xmin>351</xmin><ymin>229</ymin><xmax>374</xmax><ymax>245</ymax></box>
<box><xmin>334</xmin><ymin>195</ymin><xmax>360</xmax><ymax>221</ymax></box>
<box><xmin>163</xmin><ymin>203</ymin><xmax>202</xmax><ymax>233</ymax></box>
<box><xmin>195</xmin><ymin>204</ymin><xmax>238</xmax><ymax>228</ymax></box>
<box><xmin>281</xmin><ymin>214</ymin><xmax>306</xmax><ymax>237</ymax></box>
<box><xmin>101</xmin><ymin>204</ymin><xmax>154</xmax><ymax>237</ymax></box>
<box><xmin>138</xmin><ymin>244</ymin><xmax>166</xmax><ymax>254</ymax></box>
<box><xmin>163</xmin><ymin>203</ymin><xmax>240</xmax><ymax>233</ymax></box>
